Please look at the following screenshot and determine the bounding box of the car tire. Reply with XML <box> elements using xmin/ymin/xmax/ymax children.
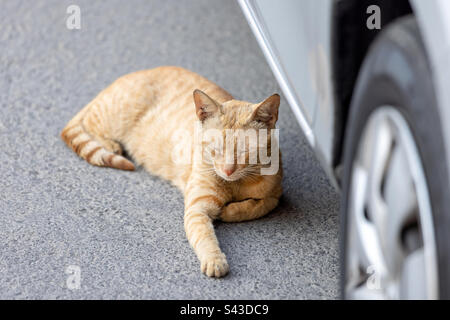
<box><xmin>340</xmin><ymin>16</ymin><xmax>450</xmax><ymax>299</ymax></box>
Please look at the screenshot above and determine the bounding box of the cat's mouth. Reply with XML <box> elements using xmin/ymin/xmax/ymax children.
<box><xmin>213</xmin><ymin>166</ymin><xmax>242</xmax><ymax>182</ymax></box>
<box><xmin>215</xmin><ymin>170</ymin><xmax>241</xmax><ymax>182</ymax></box>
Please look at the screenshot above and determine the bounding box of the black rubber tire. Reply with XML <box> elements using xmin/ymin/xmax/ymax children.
<box><xmin>340</xmin><ymin>16</ymin><xmax>450</xmax><ymax>299</ymax></box>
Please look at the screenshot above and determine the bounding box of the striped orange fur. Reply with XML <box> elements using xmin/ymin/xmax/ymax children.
<box><xmin>61</xmin><ymin>66</ymin><xmax>282</xmax><ymax>277</ymax></box>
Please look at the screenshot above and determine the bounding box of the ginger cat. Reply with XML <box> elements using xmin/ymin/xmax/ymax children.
<box><xmin>61</xmin><ymin>66</ymin><xmax>282</xmax><ymax>277</ymax></box>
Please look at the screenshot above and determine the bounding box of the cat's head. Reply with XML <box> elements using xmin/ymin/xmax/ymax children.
<box><xmin>193</xmin><ymin>89</ymin><xmax>280</xmax><ymax>181</ymax></box>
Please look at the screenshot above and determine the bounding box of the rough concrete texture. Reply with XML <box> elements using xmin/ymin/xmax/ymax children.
<box><xmin>0</xmin><ymin>0</ymin><xmax>340</xmax><ymax>299</ymax></box>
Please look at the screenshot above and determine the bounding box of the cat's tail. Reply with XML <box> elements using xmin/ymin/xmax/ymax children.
<box><xmin>61</xmin><ymin>120</ymin><xmax>135</xmax><ymax>171</ymax></box>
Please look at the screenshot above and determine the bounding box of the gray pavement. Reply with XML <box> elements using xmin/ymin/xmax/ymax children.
<box><xmin>0</xmin><ymin>0</ymin><xmax>340</xmax><ymax>299</ymax></box>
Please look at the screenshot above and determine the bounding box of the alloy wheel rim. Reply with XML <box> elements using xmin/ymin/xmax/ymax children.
<box><xmin>345</xmin><ymin>106</ymin><xmax>438</xmax><ymax>299</ymax></box>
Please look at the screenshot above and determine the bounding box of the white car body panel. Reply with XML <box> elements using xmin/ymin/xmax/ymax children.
<box><xmin>238</xmin><ymin>0</ymin><xmax>450</xmax><ymax>189</ymax></box>
<box><xmin>410</xmin><ymin>0</ymin><xmax>450</xmax><ymax>191</ymax></box>
<box><xmin>238</xmin><ymin>0</ymin><xmax>316</xmax><ymax>148</ymax></box>
<box><xmin>238</xmin><ymin>0</ymin><xmax>337</xmax><ymax>185</ymax></box>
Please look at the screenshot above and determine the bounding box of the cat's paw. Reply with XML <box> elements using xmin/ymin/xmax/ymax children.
<box><xmin>220</xmin><ymin>202</ymin><xmax>243</xmax><ymax>222</ymax></box>
<box><xmin>200</xmin><ymin>253</ymin><xmax>229</xmax><ymax>278</ymax></box>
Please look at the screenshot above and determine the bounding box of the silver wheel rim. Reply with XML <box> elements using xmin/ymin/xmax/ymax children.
<box><xmin>345</xmin><ymin>106</ymin><xmax>438</xmax><ymax>300</ymax></box>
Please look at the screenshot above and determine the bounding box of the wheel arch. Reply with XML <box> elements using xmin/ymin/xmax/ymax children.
<box><xmin>331</xmin><ymin>0</ymin><xmax>414</xmax><ymax>175</ymax></box>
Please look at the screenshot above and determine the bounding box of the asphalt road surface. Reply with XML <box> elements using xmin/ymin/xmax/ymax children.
<box><xmin>0</xmin><ymin>0</ymin><xmax>340</xmax><ymax>299</ymax></box>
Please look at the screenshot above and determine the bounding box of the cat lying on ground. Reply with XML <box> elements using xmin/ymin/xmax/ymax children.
<box><xmin>61</xmin><ymin>66</ymin><xmax>282</xmax><ymax>277</ymax></box>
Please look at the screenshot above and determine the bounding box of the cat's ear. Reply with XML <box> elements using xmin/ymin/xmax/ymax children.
<box><xmin>251</xmin><ymin>94</ymin><xmax>280</xmax><ymax>127</ymax></box>
<box><xmin>193</xmin><ymin>89</ymin><xmax>222</xmax><ymax>121</ymax></box>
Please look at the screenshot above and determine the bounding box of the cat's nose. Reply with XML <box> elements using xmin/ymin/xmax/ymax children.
<box><xmin>224</xmin><ymin>169</ymin><xmax>235</xmax><ymax>176</ymax></box>
<box><xmin>223</xmin><ymin>166</ymin><xmax>236</xmax><ymax>176</ymax></box>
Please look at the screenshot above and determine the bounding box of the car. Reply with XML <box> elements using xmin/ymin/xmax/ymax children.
<box><xmin>238</xmin><ymin>0</ymin><xmax>450</xmax><ymax>299</ymax></box>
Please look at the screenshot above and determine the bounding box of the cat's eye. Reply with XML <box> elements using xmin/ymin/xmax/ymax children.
<box><xmin>205</xmin><ymin>145</ymin><xmax>223</xmax><ymax>157</ymax></box>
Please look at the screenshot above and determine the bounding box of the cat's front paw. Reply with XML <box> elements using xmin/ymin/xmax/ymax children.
<box><xmin>220</xmin><ymin>202</ymin><xmax>243</xmax><ymax>222</ymax></box>
<box><xmin>200</xmin><ymin>253</ymin><xmax>229</xmax><ymax>278</ymax></box>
